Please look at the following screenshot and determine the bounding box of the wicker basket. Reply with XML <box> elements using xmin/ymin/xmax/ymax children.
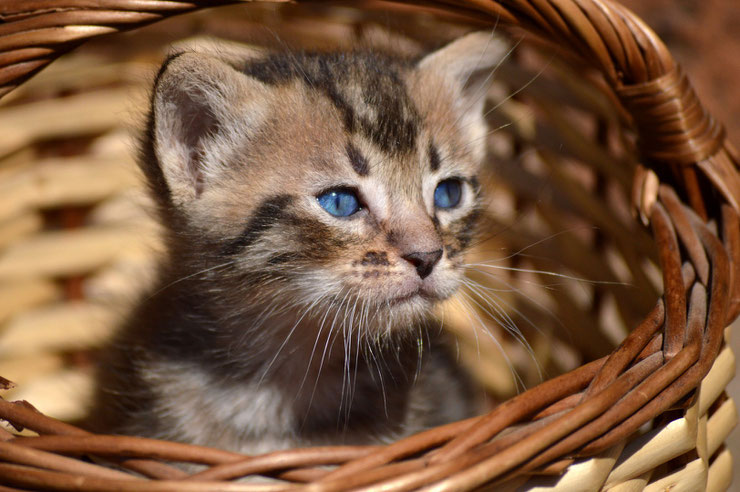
<box><xmin>0</xmin><ymin>1</ymin><xmax>738</xmax><ymax>490</ymax></box>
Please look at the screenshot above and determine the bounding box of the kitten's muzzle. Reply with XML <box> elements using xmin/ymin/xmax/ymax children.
<box><xmin>402</xmin><ymin>249</ymin><xmax>443</xmax><ymax>279</ymax></box>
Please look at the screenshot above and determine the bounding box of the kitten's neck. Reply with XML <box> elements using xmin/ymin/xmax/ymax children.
<box><xmin>142</xmin><ymin>275</ymin><xmax>424</xmax><ymax>437</ymax></box>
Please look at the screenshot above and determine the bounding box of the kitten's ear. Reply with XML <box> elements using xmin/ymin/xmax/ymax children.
<box><xmin>151</xmin><ymin>47</ymin><xmax>267</xmax><ymax>205</ymax></box>
<box><xmin>417</xmin><ymin>31</ymin><xmax>509</xmax><ymax>115</ymax></box>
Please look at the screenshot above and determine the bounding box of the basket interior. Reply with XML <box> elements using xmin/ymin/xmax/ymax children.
<box><xmin>0</xmin><ymin>1</ymin><xmax>660</xmax><ymax>423</ymax></box>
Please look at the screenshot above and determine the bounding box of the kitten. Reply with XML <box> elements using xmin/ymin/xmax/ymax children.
<box><xmin>90</xmin><ymin>32</ymin><xmax>508</xmax><ymax>454</ymax></box>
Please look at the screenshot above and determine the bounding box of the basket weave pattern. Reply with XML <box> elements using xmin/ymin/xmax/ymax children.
<box><xmin>0</xmin><ymin>1</ymin><xmax>739</xmax><ymax>490</ymax></box>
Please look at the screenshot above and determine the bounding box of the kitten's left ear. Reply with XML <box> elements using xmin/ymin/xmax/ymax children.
<box><xmin>150</xmin><ymin>45</ymin><xmax>269</xmax><ymax>207</ymax></box>
<box><xmin>417</xmin><ymin>31</ymin><xmax>509</xmax><ymax>115</ymax></box>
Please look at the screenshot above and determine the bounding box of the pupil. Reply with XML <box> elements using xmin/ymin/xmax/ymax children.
<box><xmin>318</xmin><ymin>189</ymin><xmax>359</xmax><ymax>217</ymax></box>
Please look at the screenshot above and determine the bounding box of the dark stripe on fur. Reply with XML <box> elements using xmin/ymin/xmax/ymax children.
<box><xmin>267</xmin><ymin>252</ymin><xmax>301</xmax><ymax>265</ymax></box>
<box><xmin>242</xmin><ymin>52</ymin><xmax>419</xmax><ymax>155</ymax></box>
<box><xmin>346</xmin><ymin>142</ymin><xmax>369</xmax><ymax>176</ymax></box>
<box><xmin>277</xmin><ymin>214</ymin><xmax>352</xmax><ymax>262</ymax></box>
<box><xmin>222</xmin><ymin>194</ymin><xmax>293</xmax><ymax>256</ymax></box>
<box><xmin>446</xmin><ymin>208</ymin><xmax>480</xmax><ymax>258</ymax></box>
<box><xmin>429</xmin><ymin>142</ymin><xmax>441</xmax><ymax>172</ymax></box>
<box><xmin>242</xmin><ymin>56</ymin><xmax>296</xmax><ymax>85</ymax></box>
<box><xmin>456</xmin><ymin>208</ymin><xmax>480</xmax><ymax>250</ymax></box>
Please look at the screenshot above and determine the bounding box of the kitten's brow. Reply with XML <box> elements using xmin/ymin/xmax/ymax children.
<box><xmin>429</xmin><ymin>141</ymin><xmax>441</xmax><ymax>173</ymax></box>
<box><xmin>346</xmin><ymin>142</ymin><xmax>370</xmax><ymax>176</ymax></box>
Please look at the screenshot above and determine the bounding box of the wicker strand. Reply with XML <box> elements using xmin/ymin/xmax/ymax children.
<box><xmin>0</xmin><ymin>0</ymin><xmax>284</xmax><ymax>97</ymax></box>
<box><xmin>616</xmin><ymin>67</ymin><xmax>724</xmax><ymax>166</ymax></box>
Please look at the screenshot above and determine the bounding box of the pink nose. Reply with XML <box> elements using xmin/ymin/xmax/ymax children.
<box><xmin>402</xmin><ymin>249</ymin><xmax>443</xmax><ymax>279</ymax></box>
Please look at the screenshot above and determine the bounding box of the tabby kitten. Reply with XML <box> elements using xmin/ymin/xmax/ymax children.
<box><xmin>90</xmin><ymin>32</ymin><xmax>507</xmax><ymax>454</ymax></box>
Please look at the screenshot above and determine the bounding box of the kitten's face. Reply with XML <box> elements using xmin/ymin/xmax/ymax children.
<box><xmin>148</xmin><ymin>33</ymin><xmax>506</xmax><ymax>333</ymax></box>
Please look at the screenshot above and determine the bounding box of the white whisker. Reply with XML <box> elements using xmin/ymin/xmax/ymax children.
<box><xmin>462</xmin><ymin>278</ymin><xmax>543</xmax><ymax>380</ymax></box>
<box><xmin>458</xmin><ymin>290</ymin><xmax>525</xmax><ymax>392</ymax></box>
<box><xmin>467</xmin><ymin>262</ymin><xmax>627</xmax><ymax>286</ymax></box>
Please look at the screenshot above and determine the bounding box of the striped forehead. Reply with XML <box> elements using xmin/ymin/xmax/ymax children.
<box><xmin>346</xmin><ymin>138</ymin><xmax>426</xmax><ymax>199</ymax></box>
<box><xmin>243</xmin><ymin>51</ymin><xmax>421</xmax><ymax>157</ymax></box>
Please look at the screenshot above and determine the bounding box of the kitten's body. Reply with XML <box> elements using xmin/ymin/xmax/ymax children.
<box><xmin>91</xmin><ymin>33</ymin><xmax>507</xmax><ymax>453</ymax></box>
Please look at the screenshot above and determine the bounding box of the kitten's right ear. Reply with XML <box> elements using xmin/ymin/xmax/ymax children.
<box><xmin>151</xmin><ymin>48</ymin><xmax>268</xmax><ymax>206</ymax></box>
<box><xmin>416</xmin><ymin>32</ymin><xmax>509</xmax><ymax>163</ymax></box>
<box><xmin>417</xmin><ymin>31</ymin><xmax>509</xmax><ymax>115</ymax></box>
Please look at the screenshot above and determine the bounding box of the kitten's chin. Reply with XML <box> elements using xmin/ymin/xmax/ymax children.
<box><xmin>381</xmin><ymin>285</ymin><xmax>455</xmax><ymax>326</ymax></box>
<box><xmin>388</xmin><ymin>289</ymin><xmax>442</xmax><ymax>307</ymax></box>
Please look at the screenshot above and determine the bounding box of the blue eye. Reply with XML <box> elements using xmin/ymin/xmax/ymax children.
<box><xmin>317</xmin><ymin>189</ymin><xmax>361</xmax><ymax>217</ymax></box>
<box><xmin>434</xmin><ymin>179</ymin><xmax>462</xmax><ymax>209</ymax></box>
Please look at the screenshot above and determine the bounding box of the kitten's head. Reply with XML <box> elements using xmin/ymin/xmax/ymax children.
<box><xmin>143</xmin><ymin>33</ymin><xmax>507</xmax><ymax>334</ymax></box>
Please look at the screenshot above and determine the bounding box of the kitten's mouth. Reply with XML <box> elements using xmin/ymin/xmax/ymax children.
<box><xmin>389</xmin><ymin>291</ymin><xmax>419</xmax><ymax>305</ymax></box>
<box><xmin>388</xmin><ymin>289</ymin><xmax>436</xmax><ymax>306</ymax></box>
